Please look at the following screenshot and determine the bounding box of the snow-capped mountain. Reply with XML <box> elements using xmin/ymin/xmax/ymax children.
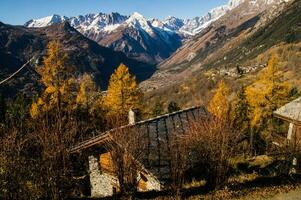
<box><xmin>95</xmin><ymin>12</ymin><xmax>183</xmax><ymax>64</ymax></box>
<box><xmin>25</xmin><ymin>14</ymin><xmax>69</xmax><ymax>27</ymax></box>
<box><xmin>177</xmin><ymin>0</ymin><xmax>245</xmax><ymax>36</ymax></box>
<box><xmin>179</xmin><ymin>0</ymin><xmax>290</xmax><ymax>36</ymax></box>
<box><xmin>24</xmin><ymin>0</ymin><xmax>291</xmax><ymax>35</ymax></box>
<box><xmin>162</xmin><ymin>17</ymin><xmax>185</xmax><ymax>32</ymax></box>
<box><xmin>69</xmin><ymin>12</ymin><xmax>127</xmax><ymax>33</ymax></box>
<box><xmin>25</xmin><ymin>12</ymin><xmax>184</xmax><ymax>64</ymax></box>
<box><xmin>24</xmin><ymin>0</ymin><xmax>291</xmax><ymax>64</ymax></box>
<box><xmin>124</xmin><ymin>12</ymin><xmax>154</xmax><ymax>35</ymax></box>
<box><xmin>180</xmin><ymin>5</ymin><xmax>230</xmax><ymax>36</ymax></box>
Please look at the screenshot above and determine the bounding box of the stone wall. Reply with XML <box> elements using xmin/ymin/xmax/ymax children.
<box><xmin>88</xmin><ymin>155</ymin><xmax>118</xmax><ymax>197</ymax></box>
<box><xmin>89</xmin><ymin>154</ymin><xmax>161</xmax><ymax>197</ymax></box>
<box><xmin>138</xmin><ymin>172</ymin><xmax>161</xmax><ymax>192</ymax></box>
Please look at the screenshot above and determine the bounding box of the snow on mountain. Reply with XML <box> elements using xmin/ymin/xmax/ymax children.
<box><xmin>178</xmin><ymin>0</ymin><xmax>291</xmax><ymax>35</ymax></box>
<box><xmin>180</xmin><ymin>5</ymin><xmax>230</xmax><ymax>36</ymax></box>
<box><xmin>124</xmin><ymin>12</ymin><xmax>154</xmax><ymax>34</ymax></box>
<box><xmin>23</xmin><ymin>0</ymin><xmax>292</xmax><ymax>64</ymax></box>
<box><xmin>24</xmin><ymin>0</ymin><xmax>243</xmax><ymax>35</ymax></box>
<box><xmin>228</xmin><ymin>0</ymin><xmax>245</xmax><ymax>9</ymax></box>
<box><xmin>25</xmin><ymin>14</ymin><xmax>68</xmax><ymax>28</ymax></box>
<box><xmin>24</xmin><ymin>0</ymin><xmax>291</xmax><ymax>36</ymax></box>
<box><xmin>162</xmin><ymin>17</ymin><xmax>184</xmax><ymax>31</ymax></box>
<box><xmin>69</xmin><ymin>12</ymin><xmax>127</xmax><ymax>33</ymax></box>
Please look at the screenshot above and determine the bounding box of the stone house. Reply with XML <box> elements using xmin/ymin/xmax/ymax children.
<box><xmin>69</xmin><ymin>106</ymin><xmax>208</xmax><ymax>198</ymax></box>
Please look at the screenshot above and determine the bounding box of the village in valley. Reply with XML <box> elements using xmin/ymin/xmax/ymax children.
<box><xmin>1</xmin><ymin>0</ymin><xmax>301</xmax><ymax>199</ymax></box>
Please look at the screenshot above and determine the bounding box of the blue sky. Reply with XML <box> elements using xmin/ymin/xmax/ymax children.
<box><xmin>0</xmin><ymin>0</ymin><xmax>228</xmax><ymax>25</ymax></box>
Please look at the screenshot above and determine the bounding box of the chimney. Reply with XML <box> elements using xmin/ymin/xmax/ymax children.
<box><xmin>128</xmin><ymin>109</ymin><xmax>139</xmax><ymax>125</ymax></box>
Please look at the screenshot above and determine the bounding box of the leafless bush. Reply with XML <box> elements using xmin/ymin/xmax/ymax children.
<box><xmin>104</xmin><ymin>125</ymin><xmax>147</xmax><ymax>196</ymax></box>
<box><xmin>185</xmin><ymin>117</ymin><xmax>241</xmax><ymax>190</ymax></box>
<box><xmin>0</xmin><ymin>108</ymin><xmax>78</xmax><ymax>199</ymax></box>
<box><xmin>31</xmin><ymin>114</ymin><xmax>77</xmax><ymax>199</ymax></box>
<box><xmin>169</xmin><ymin>133</ymin><xmax>192</xmax><ymax>197</ymax></box>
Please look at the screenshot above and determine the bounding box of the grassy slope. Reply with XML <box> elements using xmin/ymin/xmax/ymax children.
<box><xmin>207</xmin><ymin>0</ymin><xmax>301</xmax><ymax>69</ymax></box>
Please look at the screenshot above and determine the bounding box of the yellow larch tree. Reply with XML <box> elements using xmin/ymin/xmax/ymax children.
<box><xmin>30</xmin><ymin>40</ymin><xmax>76</xmax><ymax>118</ymax></box>
<box><xmin>208</xmin><ymin>80</ymin><xmax>231</xmax><ymax>120</ymax></box>
<box><xmin>104</xmin><ymin>63</ymin><xmax>142</xmax><ymax>117</ymax></box>
<box><xmin>246</xmin><ymin>54</ymin><xmax>294</xmax><ymax>132</ymax></box>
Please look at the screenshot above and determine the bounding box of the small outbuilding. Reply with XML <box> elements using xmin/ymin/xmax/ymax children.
<box><xmin>69</xmin><ymin>106</ymin><xmax>208</xmax><ymax>198</ymax></box>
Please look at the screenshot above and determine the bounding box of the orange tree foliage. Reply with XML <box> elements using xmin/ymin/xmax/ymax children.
<box><xmin>208</xmin><ymin>80</ymin><xmax>231</xmax><ymax>120</ymax></box>
<box><xmin>246</xmin><ymin>54</ymin><xmax>296</xmax><ymax>132</ymax></box>
<box><xmin>30</xmin><ymin>41</ymin><xmax>77</xmax><ymax>118</ymax></box>
<box><xmin>104</xmin><ymin>63</ymin><xmax>142</xmax><ymax>117</ymax></box>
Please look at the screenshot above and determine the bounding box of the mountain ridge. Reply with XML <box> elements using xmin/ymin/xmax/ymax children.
<box><xmin>0</xmin><ymin>21</ymin><xmax>155</xmax><ymax>97</ymax></box>
<box><xmin>24</xmin><ymin>0</ymin><xmax>290</xmax><ymax>65</ymax></box>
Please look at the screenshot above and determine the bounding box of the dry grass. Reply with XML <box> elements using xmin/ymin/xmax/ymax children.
<box><xmin>143</xmin><ymin>42</ymin><xmax>301</xmax><ymax>112</ymax></box>
<box><xmin>153</xmin><ymin>183</ymin><xmax>299</xmax><ymax>200</ymax></box>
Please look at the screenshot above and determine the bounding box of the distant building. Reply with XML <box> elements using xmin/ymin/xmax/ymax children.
<box><xmin>69</xmin><ymin>106</ymin><xmax>208</xmax><ymax>198</ymax></box>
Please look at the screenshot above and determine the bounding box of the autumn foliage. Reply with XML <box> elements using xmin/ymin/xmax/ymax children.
<box><xmin>104</xmin><ymin>63</ymin><xmax>142</xmax><ymax>118</ymax></box>
<box><xmin>30</xmin><ymin>40</ymin><xmax>77</xmax><ymax>118</ymax></box>
<box><xmin>208</xmin><ymin>80</ymin><xmax>231</xmax><ymax>120</ymax></box>
<box><xmin>246</xmin><ymin>54</ymin><xmax>295</xmax><ymax>132</ymax></box>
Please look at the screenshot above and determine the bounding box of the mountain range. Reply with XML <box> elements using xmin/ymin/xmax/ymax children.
<box><xmin>0</xmin><ymin>22</ymin><xmax>154</xmax><ymax>97</ymax></box>
<box><xmin>1</xmin><ymin>0</ymin><xmax>297</xmax><ymax>100</ymax></box>
<box><xmin>24</xmin><ymin>0</ymin><xmax>261</xmax><ymax>64</ymax></box>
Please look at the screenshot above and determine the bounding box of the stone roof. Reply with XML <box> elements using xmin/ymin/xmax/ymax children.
<box><xmin>274</xmin><ymin>97</ymin><xmax>301</xmax><ymax>124</ymax></box>
<box><xmin>70</xmin><ymin>106</ymin><xmax>207</xmax><ymax>153</ymax></box>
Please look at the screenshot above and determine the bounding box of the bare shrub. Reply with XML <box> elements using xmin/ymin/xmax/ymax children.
<box><xmin>186</xmin><ymin>117</ymin><xmax>240</xmax><ymax>190</ymax></box>
<box><xmin>0</xmin><ymin>108</ymin><xmax>78</xmax><ymax>199</ymax></box>
<box><xmin>169</xmin><ymin>133</ymin><xmax>192</xmax><ymax>197</ymax></box>
<box><xmin>31</xmin><ymin>113</ymin><xmax>77</xmax><ymax>199</ymax></box>
<box><xmin>104</xmin><ymin>125</ymin><xmax>147</xmax><ymax>196</ymax></box>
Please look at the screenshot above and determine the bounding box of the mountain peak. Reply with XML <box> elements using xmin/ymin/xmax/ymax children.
<box><xmin>25</xmin><ymin>14</ymin><xmax>68</xmax><ymax>28</ymax></box>
<box><xmin>130</xmin><ymin>12</ymin><xmax>144</xmax><ymax>19</ymax></box>
<box><xmin>125</xmin><ymin>12</ymin><xmax>154</xmax><ymax>34</ymax></box>
<box><xmin>162</xmin><ymin>17</ymin><xmax>184</xmax><ymax>32</ymax></box>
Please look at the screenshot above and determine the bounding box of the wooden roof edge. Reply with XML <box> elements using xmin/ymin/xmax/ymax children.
<box><xmin>274</xmin><ymin>112</ymin><xmax>301</xmax><ymax>126</ymax></box>
<box><xmin>69</xmin><ymin>133</ymin><xmax>111</xmax><ymax>153</ymax></box>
